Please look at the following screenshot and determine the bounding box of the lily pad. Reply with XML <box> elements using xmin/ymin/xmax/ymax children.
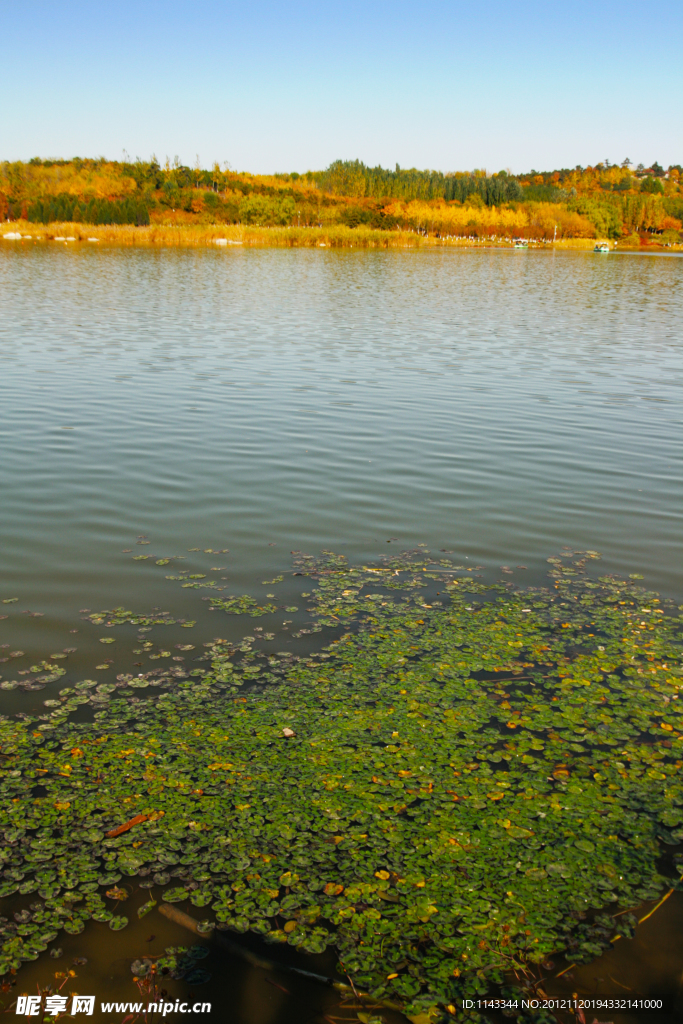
<box><xmin>1</xmin><ymin>547</ymin><xmax>682</xmax><ymax>1017</ymax></box>
<box><xmin>184</xmin><ymin>968</ymin><xmax>211</xmax><ymax>984</ymax></box>
<box><xmin>63</xmin><ymin>920</ymin><xmax>85</xmax><ymax>935</ymax></box>
<box><xmin>163</xmin><ymin>887</ymin><xmax>189</xmax><ymax>903</ymax></box>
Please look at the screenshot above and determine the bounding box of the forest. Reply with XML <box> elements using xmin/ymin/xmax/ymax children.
<box><xmin>1</xmin><ymin>156</ymin><xmax>682</xmax><ymax>242</ymax></box>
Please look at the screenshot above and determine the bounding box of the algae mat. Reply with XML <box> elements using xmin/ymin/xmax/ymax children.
<box><xmin>1</xmin><ymin>549</ymin><xmax>682</xmax><ymax>1021</ymax></box>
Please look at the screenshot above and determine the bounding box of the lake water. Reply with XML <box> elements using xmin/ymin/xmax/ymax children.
<box><xmin>1</xmin><ymin>244</ymin><xmax>682</xmax><ymax>1021</ymax></box>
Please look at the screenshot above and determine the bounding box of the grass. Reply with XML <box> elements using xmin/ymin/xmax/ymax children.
<box><xmin>2</xmin><ymin>220</ymin><xmax>496</xmax><ymax>248</ymax></box>
<box><xmin>552</xmin><ymin>237</ymin><xmax>609</xmax><ymax>249</ymax></box>
<box><xmin>3</xmin><ymin>220</ymin><xmax>429</xmax><ymax>248</ymax></box>
<box><xmin>4</xmin><ymin>220</ymin><xmax>681</xmax><ymax>250</ymax></box>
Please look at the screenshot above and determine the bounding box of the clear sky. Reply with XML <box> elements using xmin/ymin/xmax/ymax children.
<box><xmin>2</xmin><ymin>0</ymin><xmax>680</xmax><ymax>174</ymax></box>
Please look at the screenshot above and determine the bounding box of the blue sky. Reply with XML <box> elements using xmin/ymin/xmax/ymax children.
<box><xmin>2</xmin><ymin>0</ymin><xmax>680</xmax><ymax>173</ymax></box>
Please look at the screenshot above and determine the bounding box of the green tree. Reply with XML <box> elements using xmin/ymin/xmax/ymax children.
<box><xmin>640</xmin><ymin>176</ymin><xmax>664</xmax><ymax>195</ymax></box>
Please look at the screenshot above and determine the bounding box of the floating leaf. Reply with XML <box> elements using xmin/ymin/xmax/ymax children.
<box><xmin>163</xmin><ymin>888</ymin><xmax>189</xmax><ymax>903</ymax></box>
<box><xmin>187</xmin><ymin>946</ymin><xmax>210</xmax><ymax>960</ymax></box>
<box><xmin>63</xmin><ymin>920</ymin><xmax>85</xmax><ymax>935</ymax></box>
<box><xmin>184</xmin><ymin>968</ymin><xmax>211</xmax><ymax>984</ymax></box>
<box><xmin>106</xmin><ymin>887</ymin><xmax>129</xmax><ymax>901</ymax></box>
<box><xmin>210</xmin><ymin>595</ymin><xmax>277</xmax><ymax>617</ymax></box>
<box><xmin>1</xmin><ymin>547</ymin><xmax>682</xmax><ymax>1013</ymax></box>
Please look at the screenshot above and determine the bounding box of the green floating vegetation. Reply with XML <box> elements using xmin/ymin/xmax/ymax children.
<box><xmin>85</xmin><ymin>608</ymin><xmax>193</xmax><ymax>628</ymax></box>
<box><xmin>0</xmin><ymin>659</ymin><xmax>66</xmax><ymax>693</ymax></box>
<box><xmin>209</xmin><ymin>595</ymin><xmax>278</xmax><ymax>617</ymax></box>
<box><xmin>0</xmin><ymin>550</ymin><xmax>682</xmax><ymax>1022</ymax></box>
<box><xmin>131</xmin><ymin>943</ymin><xmax>210</xmax><ymax>981</ymax></box>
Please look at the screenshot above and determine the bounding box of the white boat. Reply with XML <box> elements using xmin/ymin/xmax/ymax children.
<box><xmin>594</xmin><ymin>243</ymin><xmax>610</xmax><ymax>253</ymax></box>
<box><xmin>514</xmin><ymin>239</ymin><xmax>528</xmax><ymax>249</ymax></box>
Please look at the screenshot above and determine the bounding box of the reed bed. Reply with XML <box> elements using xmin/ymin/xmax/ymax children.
<box><xmin>551</xmin><ymin>237</ymin><xmax>609</xmax><ymax>249</ymax></box>
<box><xmin>6</xmin><ymin>219</ymin><xmax>678</xmax><ymax>250</ymax></box>
<box><xmin>3</xmin><ymin>220</ymin><xmax>444</xmax><ymax>248</ymax></box>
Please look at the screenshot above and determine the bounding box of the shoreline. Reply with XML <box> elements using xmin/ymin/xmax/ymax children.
<box><xmin>3</xmin><ymin>220</ymin><xmax>680</xmax><ymax>251</ymax></box>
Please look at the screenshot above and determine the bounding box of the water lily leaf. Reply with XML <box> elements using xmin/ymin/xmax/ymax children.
<box><xmin>187</xmin><ymin>946</ymin><xmax>210</xmax><ymax>960</ymax></box>
<box><xmin>109</xmin><ymin>916</ymin><xmax>129</xmax><ymax>931</ymax></box>
<box><xmin>63</xmin><ymin>920</ymin><xmax>85</xmax><ymax>935</ymax></box>
<box><xmin>184</xmin><ymin>968</ymin><xmax>211</xmax><ymax>984</ymax></box>
<box><xmin>506</xmin><ymin>826</ymin><xmax>535</xmax><ymax>839</ymax></box>
<box><xmin>163</xmin><ymin>888</ymin><xmax>189</xmax><ymax>903</ymax></box>
<box><xmin>2</xmin><ymin>547</ymin><xmax>682</xmax><ymax>1010</ymax></box>
<box><xmin>106</xmin><ymin>887</ymin><xmax>129</xmax><ymax>901</ymax></box>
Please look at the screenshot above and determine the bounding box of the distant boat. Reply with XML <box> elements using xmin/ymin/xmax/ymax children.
<box><xmin>594</xmin><ymin>243</ymin><xmax>610</xmax><ymax>253</ymax></box>
<box><xmin>514</xmin><ymin>239</ymin><xmax>528</xmax><ymax>249</ymax></box>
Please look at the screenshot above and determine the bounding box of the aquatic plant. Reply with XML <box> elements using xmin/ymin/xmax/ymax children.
<box><xmin>209</xmin><ymin>595</ymin><xmax>278</xmax><ymax>617</ymax></box>
<box><xmin>3</xmin><ymin>220</ymin><xmax>641</xmax><ymax>250</ymax></box>
<box><xmin>0</xmin><ymin>550</ymin><xmax>681</xmax><ymax>1022</ymax></box>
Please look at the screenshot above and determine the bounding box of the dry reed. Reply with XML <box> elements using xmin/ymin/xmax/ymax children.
<box><xmin>3</xmin><ymin>221</ymin><xmax>444</xmax><ymax>248</ymax></box>
<box><xmin>6</xmin><ymin>220</ymin><xmax>677</xmax><ymax>250</ymax></box>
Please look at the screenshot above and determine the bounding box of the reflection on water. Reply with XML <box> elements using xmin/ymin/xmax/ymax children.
<box><xmin>0</xmin><ymin>247</ymin><xmax>681</xmax><ymax>1021</ymax></box>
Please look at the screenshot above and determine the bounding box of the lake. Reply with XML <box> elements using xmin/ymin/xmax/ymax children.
<box><xmin>1</xmin><ymin>244</ymin><xmax>682</xmax><ymax>1021</ymax></box>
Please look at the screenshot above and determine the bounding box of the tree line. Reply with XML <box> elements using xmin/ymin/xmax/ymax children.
<box><xmin>1</xmin><ymin>156</ymin><xmax>681</xmax><ymax>239</ymax></box>
<box><xmin>27</xmin><ymin>195</ymin><xmax>150</xmax><ymax>226</ymax></box>
<box><xmin>316</xmin><ymin>160</ymin><xmax>526</xmax><ymax>205</ymax></box>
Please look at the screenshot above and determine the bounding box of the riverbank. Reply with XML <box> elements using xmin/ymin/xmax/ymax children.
<box><xmin>6</xmin><ymin>219</ymin><xmax>680</xmax><ymax>250</ymax></box>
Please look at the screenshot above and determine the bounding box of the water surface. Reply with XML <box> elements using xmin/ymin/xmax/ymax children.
<box><xmin>1</xmin><ymin>245</ymin><xmax>682</xmax><ymax>1020</ymax></box>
